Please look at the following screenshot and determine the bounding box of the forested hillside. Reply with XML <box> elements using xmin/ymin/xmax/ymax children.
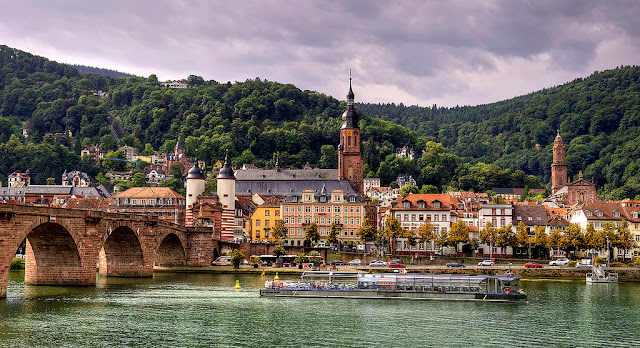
<box><xmin>3</xmin><ymin>45</ymin><xmax>638</xmax><ymax>199</ymax></box>
<box><xmin>71</xmin><ymin>65</ymin><xmax>135</xmax><ymax>79</ymax></box>
<box><xmin>358</xmin><ymin>66</ymin><xmax>640</xmax><ymax>199</ymax></box>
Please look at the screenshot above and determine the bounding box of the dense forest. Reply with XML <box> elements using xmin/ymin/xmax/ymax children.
<box><xmin>70</xmin><ymin>65</ymin><xmax>135</xmax><ymax>79</ymax></box>
<box><xmin>358</xmin><ymin>66</ymin><xmax>640</xmax><ymax>199</ymax></box>
<box><xmin>1</xmin><ymin>45</ymin><xmax>639</xmax><ymax>199</ymax></box>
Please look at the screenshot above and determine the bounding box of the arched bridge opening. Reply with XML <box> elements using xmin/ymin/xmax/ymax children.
<box><xmin>155</xmin><ymin>233</ymin><xmax>186</xmax><ymax>267</ymax></box>
<box><xmin>24</xmin><ymin>222</ymin><xmax>85</xmax><ymax>285</ymax></box>
<box><xmin>99</xmin><ymin>226</ymin><xmax>151</xmax><ymax>277</ymax></box>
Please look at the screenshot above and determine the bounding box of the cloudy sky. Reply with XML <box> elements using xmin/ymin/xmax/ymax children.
<box><xmin>1</xmin><ymin>1</ymin><xmax>639</xmax><ymax>107</ymax></box>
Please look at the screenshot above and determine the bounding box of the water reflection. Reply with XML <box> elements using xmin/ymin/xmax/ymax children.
<box><xmin>2</xmin><ymin>271</ymin><xmax>640</xmax><ymax>347</ymax></box>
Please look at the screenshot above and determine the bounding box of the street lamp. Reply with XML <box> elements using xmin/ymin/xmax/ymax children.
<box><xmin>606</xmin><ymin>235</ymin><xmax>610</xmax><ymax>267</ymax></box>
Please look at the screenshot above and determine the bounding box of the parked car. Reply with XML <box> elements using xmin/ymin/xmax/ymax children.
<box><xmin>348</xmin><ymin>259</ymin><xmax>362</xmax><ymax>265</ymax></box>
<box><xmin>212</xmin><ymin>256</ymin><xmax>232</xmax><ymax>266</ymax></box>
<box><xmin>549</xmin><ymin>258</ymin><xmax>570</xmax><ymax>266</ymax></box>
<box><xmin>446</xmin><ymin>262</ymin><xmax>465</xmax><ymax>268</ymax></box>
<box><xmin>369</xmin><ymin>260</ymin><xmax>387</xmax><ymax>267</ymax></box>
<box><xmin>328</xmin><ymin>260</ymin><xmax>344</xmax><ymax>266</ymax></box>
<box><xmin>478</xmin><ymin>260</ymin><xmax>494</xmax><ymax>266</ymax></box>
<box><xmin>524</xmin><ymin>262</ymin><xmax>543</xmax><ymax>268</ymax></box>
<box><xmin>388</xmin><ymin>260</ymin><xmax>406</xmax><ymax>268</ymax></box>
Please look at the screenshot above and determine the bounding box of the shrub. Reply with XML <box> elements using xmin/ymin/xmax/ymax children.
<box><xmin>567</xmin><ymin>261</ymin><xmax>578</xmax><ymax>267</ymax></box>
<box><xmin>10</xmin><ymin>257</ymin><xmax>24</xmax><ymax>270</ymax></box>
<box><xmin>609</xmin><ymin>262</ymin><xmax>626</xmax><ymax>267</ymax></box>
<box><xmin>594</xmin><ymin>257</ymin><xmax>606</xmax><ymax>265</ymax></box>
<box><xmin>229</xmin><ymin>249</ymin><xmax>245</xmax><ymax>269</ymax></box>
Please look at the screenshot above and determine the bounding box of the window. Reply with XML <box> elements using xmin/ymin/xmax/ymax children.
<box><xmin>417</xmin><ymin>201</ymin><xmax>425</xmax><ymax>209</ymax></box>
<box><xmin>305</xmin><ymin>206</ymin><xmax>311</xmax><ymax>213</ymax></box>
<box><xmin>265</xmin><ymin>210</ymin><xmax>270</xmax><ymax>216</ymax></box>
<box><xmin>419</xmin><ymin>215</ymin><xmax>424</xmax><ymax>221</ymax></box>
<box><xmin>297</xmin><ymin>206</ymin><xmax>302</xmax><ymax>212</ymax></box>
<box><xmin>276</xmin><ymin>210</ymin><xmax>280</xmax><ymax>216</ymax></box>
<box><xmin>265</xmin><ymin>220</ymin><xmax>269</xmax><ymax>227</ymax></box>
<box><xmin>356</xmin><ymin>218</ymin><xmax>360</xmax><ymax>225</ymax></box>
<box><xmin>442</xmin><ymin>214</ymin><xmax>447</xmax><ymax>221</ymax></box>
<box><xmin>356</xmin><ymin>207</ymin><xmax>360</xmax><ymax>213</ymax></box>
<box><xmin>305</xmin><ymin>218</ymin><xmax>311</xmax><ymax>224</ymax></box>
<box><xmin>297</xmin><ymin>228</ymin><xmax>302</xmax><ymax>236</ymax></box>
<box><xmin>350</xmin><ymin>207</ymin><xmax>354</xmax><ymax>213</ymax></box>
<box><xmin>335</xmin><ymin>218</ymin><xmax>340</xmax><ymax>224</ymax></box>
<box><xmin>284</xmin><ymin>218</ymin><xmax>289</xmax><ymax>224</ymax></box>
<box><xmin>404</xmin><ymin>214</ymin><xmax>409</xmax><ymax>221</ymax></box>
<box><xmin>411</xmin><ymin>214</ymin><xmax>416</xmax><ymax>221</ymax></box>
<box><xmin>500</xmin><ymin>218</ymin><xmax>505</xmax><ymax>227</ymax></box>
<box><xmin>334</xmin><ymin>195</ymin><xmax>341</xmax><ymax>201</ymax></box>
<box><xmin>256</xmin><ymin>220</ymin><xmax>260</xmax><ymax>226</ymax></box>
<box><xmin>297</xmin><ymin>218</ymin><xmax>302</xmax><ymax>224</ymax></box>
<box><xmin>433</xmin><ymin>215</ymin><xmax>439</xmax><ymax>222</ymax></box>
<box><xmin>403</xmin><ymin>201</ymin><xmax>411</xmax><ymax>208</ymax></box>
<box><xmin>315</xmin><ymin>217</ymin><xmax>319</xmax><ymax>223</ymax></box>
<box><xmin>335</xmin><ymin>207</ymin><xmax>341</xmax><ymax>213</ymax></box>
<box><xmin>433</xmin><ymin>201</ymin><xmax>441</xmax><ymax>208</ymax></box>
<box><xmin>315</xmin><ymin>206</ymin><xmax>319</xmax><ymax>213</ymax></box>
<box><xmin>320</xmin><ymin>207</ymin><xmax>325</xmax><ymax>213</ymax></box>
<box><xmin>305</xmin><ymin>194</ymin><xmax>312</xmax><ymax>202</ymax></box>
<box><xmin>285</xmin><ymin>206</ymin><xmax>289</xmax><ymax>213</ymax></box>
<box><xmin>256</xmin><ymin>231</ymin><xmax>261</xmax><ymax>238</ymax></box>
<box><xmin>350</xmin><ymin>218</ymin><xmax>354</xmax><ymax>225</ymax></box>
<box><xmin>132</xmin><ymin>199</ymin><xmax>138</xmax><ymax>205</ymax></box>
<box><xmin>320</xmin><ymin>217</ymin><xmax>325</xmax><ymax>224</ymax></box>
<box><xmin>327</xmin><ymin>207</ymin><xmax>331</xmax><ymax>213</ymax></box>
<box><xmin>349</xmin><ymin>196</ymin><xmax>356</xmax><ymax>203</ymax></box>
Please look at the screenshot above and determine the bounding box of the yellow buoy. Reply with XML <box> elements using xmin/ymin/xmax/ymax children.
<box><xmin>274</xmin><ymin>272</ymin><xmax>280</xmax><ymax>280</ymax></box>
<box><xmin>234</xmin><ymin>280</ymin><xmax>241</xmax><ymax>290</ymax></box>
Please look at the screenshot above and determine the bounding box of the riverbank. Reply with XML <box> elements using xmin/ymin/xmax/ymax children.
<box><xmin>153</xmin><ymin>265</ymin><xmax>640</xmax><ymax>281</ymax></box>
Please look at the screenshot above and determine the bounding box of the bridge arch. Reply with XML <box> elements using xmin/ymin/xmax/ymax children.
<box><xmin>22</xmin><ymin>221</ymin><xmax>86</xmax><ymax>285</ymax></box>
<box><xmin>155</xmin><ymin>232</ymin><xmax>186</xmax><ymax>267</ymax></box>
<box><xmin>99</xmin><ymin>225</ymin><xmax>150</xmax><ymax>277</ymax></box>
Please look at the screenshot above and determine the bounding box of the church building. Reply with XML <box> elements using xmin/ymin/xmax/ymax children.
<box><xmin>549</xmin><ymin>131</ymin><xmax>597</xmax><ymax>206</ymax></box>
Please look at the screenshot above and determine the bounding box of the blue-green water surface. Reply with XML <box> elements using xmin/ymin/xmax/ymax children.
<box><xmin>1</xmin><ymin>271</ymin><xmax>639</xmax><ymax>347</ymax></box>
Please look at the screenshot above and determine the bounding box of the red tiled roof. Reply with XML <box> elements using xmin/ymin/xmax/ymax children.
<box><xmin>113</xmin><ymin>187</ymin><xmax>185</xmax><ymax>199</ymax></box>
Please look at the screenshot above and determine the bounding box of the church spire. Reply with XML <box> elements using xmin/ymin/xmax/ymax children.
<box><xmin>341</xmin><ymin>70</ymin><xmax>358</xmax><ymax>129</ymax></box>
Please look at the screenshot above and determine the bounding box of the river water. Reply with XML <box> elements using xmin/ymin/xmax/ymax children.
<box><xmin>1</xmin><ymin>271</ymin><xmax>639</xmax><ymax>347</ymax></box>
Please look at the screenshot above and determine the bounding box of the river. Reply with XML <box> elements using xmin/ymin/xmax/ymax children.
<box><xmin>1</xmin><ymin>271</ymin><xmax>639</xmax><ymax>347</ymax></box>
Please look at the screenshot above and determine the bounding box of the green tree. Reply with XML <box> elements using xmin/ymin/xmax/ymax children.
<box><xmin>381</xmin><ymin>216</ymin><xmax>403</xmax><ymax>255</ymax></box>
<box><xmin>398</xmin><ymin>184</ymin><xmax>419</xmax><ymax>196</ymax></box>
<box><xmin>229</xmin><ymin>248</ymin><xmax>245</xmax><ymax>269</ymax></box>
<box><xmin>141</xmin><ymin>143</ymin><xmax>155</xmax><ymax>156</ymax></box>
<box><xmin>271</xmin><ymin>219</ymin><xmax>288</xmax><ymax>244</ymax></box>
<box><xmin>304</xmin><ymin>222</ymin><xmax>320</xmax><ymax>247</ymax></box>
<box><xmin>448</xmin><ymin>220</ymin><xmax>470</xmax><ymax>252</ymax></box>
<box><xmin>417</xmin><ymin>221</ymin><xmax>435</xmax><ymax>251</ymax></box>
<box><xmin>46</xmin><ymin>177</ymin><xmax>55</xmax><ymax>185</ymax></box>
<box><xmin>131</xmin><ymin>172</ymin><xmax>147</xmax><ymax>187</ymax></box>
<box><xmin>328</xmin><ymin>222</ymin><xmax>339</xmax><ymax>245</ymax></box>
<box><xmin>169</xmin><ymin>161</ymin><xmax>185</xmax><ymax>180</ymax></box>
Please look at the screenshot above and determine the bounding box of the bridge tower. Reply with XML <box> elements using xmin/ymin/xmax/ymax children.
<box><xmin>185</xmin><ymin>164</ymin><xmax>206</xmax><ymax>226</ymax></box>
<box><xmin>217</xmin><ymin>152</ymin><xmax>236</xmax><ymax>239</ymax></box>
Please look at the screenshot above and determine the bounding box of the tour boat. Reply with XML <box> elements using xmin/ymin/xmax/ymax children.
<box><xmin>260</xmin><ymin>271</ymin><xmax>527</xmax><ymax>302</ymax></box>
<box><xmin>586</xmin><ymin>265</ymin><xmax>619</xmax><ymax>283</ymax></box>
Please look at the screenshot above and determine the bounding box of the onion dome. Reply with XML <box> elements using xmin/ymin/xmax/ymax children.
<box><xmin>186</xmin><ymin>165</ymin><xmax>205</xmax><ymax>179</ymax></box>
<box><xmin>217</xmin><ymin>152</ymin><xmax>235</xmax><ymax>179</ymax></box>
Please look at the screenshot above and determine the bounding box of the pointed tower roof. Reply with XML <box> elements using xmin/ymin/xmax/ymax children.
<box><xmin>217</xmin><ymin>150</ymin><xmax>235</xmax><ymax>179</ymax></box>
<box><xmin>341</xmin><ymin>71</ymin><xmax>358</xmax><ymax>129</ymax></box>
<box><xmin>186</xmin><ymin>164</ymin><xmax>205</xmax><ymax>179</ymax></box>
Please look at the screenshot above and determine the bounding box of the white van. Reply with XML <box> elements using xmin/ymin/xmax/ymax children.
<box><xmin>212</xmin><ymin>256</ymin><xmax>232</xmax><ymax>266</ymax></box>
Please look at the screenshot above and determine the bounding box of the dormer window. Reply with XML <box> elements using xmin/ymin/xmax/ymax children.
<box><xmin>417</xmin><ymin>201</ymin><xmax>426</xmax><ymax>209</ymax></box>
<box><xmin>305</xmin><ymin>194</ymin><xmax>312</xmax><ymax>202</ymax></box>
<box><xmin>349</xmin><ymin>196</ymin><xmax>356</xmax><ymax>203</ymax></box>
<box><xmin>596</xmin><ymin>211</ymin><xmax>604</xmax><ymax>217</ymax></box>
<box><xmin>403</xmin><ymin>201</ymin><xmax>411</xmax><ymax>209</ymax></box>
<box><xmin>433</xmin><ymin>201</ymin><xmax>441</xmax><ymax>209</ymax></box>
<box><xmin>613</xmin><ymin>211</ymin><xmax>621</xmax><ymax>217</ymax></box>
<box><xmin>633</xmin><ymin>212</ymin><xmax>639</xmax><ymax>219</ymax></box>
<box><xmin>586</xmin><ymin>210</ymin><xmax>593</xmax><ymax>217</ymax></box>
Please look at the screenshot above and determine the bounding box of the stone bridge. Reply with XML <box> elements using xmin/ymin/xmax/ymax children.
<box><xmin>0</xmin><ymin>203</ymin><xmax>219</xmax><ymax>298</ymax></box>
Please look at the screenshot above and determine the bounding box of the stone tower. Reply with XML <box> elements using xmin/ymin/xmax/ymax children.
<box><xmin>217</xmin><ymin>152</ymin><xmax>236</xmax><ymax>239</ymax></box>
<box><xmin>551</xmin><ymin>130</ymin><xmax>567</xmax><ymax>194</ymax></box>
<box><xmin>338</xmin><ymin>76</ymin><xmax>364</xmax><ymax>195</ymax></box>
<box><xmin>185</xmin><ymin>164</ymin><xmax>206</xmax><ymax>227</ymax></box>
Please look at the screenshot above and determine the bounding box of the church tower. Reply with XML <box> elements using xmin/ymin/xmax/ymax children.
<box><xmin>551</xmin><ymin>130</ymin><xmax>567</xmax><ymax>194</ymax></box>
<box><xmin>338</xmin><ymin>76</ymin><xmax>364</xmax><ymax>195</ymax></box>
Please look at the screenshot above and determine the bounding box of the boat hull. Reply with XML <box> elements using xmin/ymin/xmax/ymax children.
<box><xmin>259</xmin><ymin>289</ymin><xmax>526</xmax><ymax>302</ymax></box>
